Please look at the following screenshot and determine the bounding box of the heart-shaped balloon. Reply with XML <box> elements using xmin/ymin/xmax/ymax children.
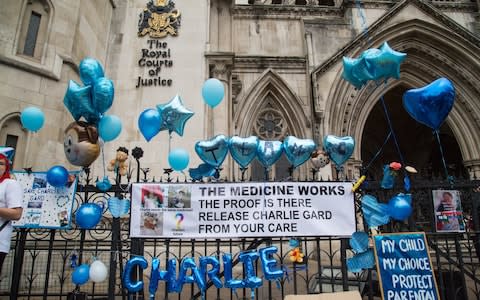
<box><xmin>361</xmin><ymin>194</ymin><xmax>390</xmax><ymax>228</ymax></box>
<box><xmin>229</xmin><ymin>136</ymin><xmax>259</xmax><ymax>168</ymax></box>
<box><xmin>350</xmin><ymin>231</ymin><xmax>369</xmax><ymax>254</ymax></box>
<box><xmin>195</xmin><ymin>135</ymin><xmax>229</xmax><ymax>167</ymax></box>
<box><xmin>256</xmin><ymin>140</ymin><xmax>283</xmax><ymax>168</ymax></box>
<box><xmin>346</xmin><ymin>249</ymin><xmax>375</xmax><ymax>273</ymax></box>
<box><xmin>323</xmin><ymin>135</ymin><xmax>355</xmax><ymax>167</ymax></box>
<box><xmin>108</xmin><ymin>197</ymin><xmax>130</xmax><ymax>218</ymax></box>
<box><xmin>402</xmin><ymin>77</ymin><xmax>455</xmax><ymax>130</ymax></box>
<box><xmin>283</xmin><ymin>136</ymin><xmax>316</xmax><ymax>168</ymax></box>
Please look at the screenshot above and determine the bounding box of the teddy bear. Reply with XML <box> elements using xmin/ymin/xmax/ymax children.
<box><xmin>107</xmin><ymin>147</ymin><xmax>129</xmax><ymax>176</ymax></box>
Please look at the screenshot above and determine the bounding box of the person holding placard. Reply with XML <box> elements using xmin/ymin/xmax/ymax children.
<box><xmin>0</xmin><ymin>148</ymin><xmax>23</xmax><ymax>274</ymax></box>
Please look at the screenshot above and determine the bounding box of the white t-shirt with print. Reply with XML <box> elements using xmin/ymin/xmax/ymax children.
<box><xmin>0</xmin><ymin>179</ymin><xmax>23</xmax><ymax>253</ymax></box>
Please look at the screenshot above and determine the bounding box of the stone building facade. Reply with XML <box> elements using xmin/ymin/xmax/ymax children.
<box><xmin>1</xmin><ymin>0</ymin><xmax>479</xmax><ymax>181</ymax></box>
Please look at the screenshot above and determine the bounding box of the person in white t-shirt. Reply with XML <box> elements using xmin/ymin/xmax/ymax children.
<box><xmin>0</xmin><ymin>151</ymin><xmax>23</xmax><ymax>275</ymax></box>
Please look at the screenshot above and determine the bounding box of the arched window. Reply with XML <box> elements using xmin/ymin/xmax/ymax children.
<box><xmin>17</xmin><ymin>0</ymin><xmax>51</xmax><ymax>60</ymax></box>
<box><xmin>251</xmin><ymin>97</ymin><xmax>291</xmax><ymax>181</ymax></box>
<box><xmin>0</xmin><ymin>115</ymin><xmax>27</xmax><ymax>169</ymax></box>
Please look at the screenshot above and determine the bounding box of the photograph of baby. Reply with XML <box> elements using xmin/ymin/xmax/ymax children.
<box><xmin>167</xmin><ymin>186</ymin><xmax>191</xmax><ymax>209</ymax></box>
<box><xmin>141</xmin><ymin>185</ymin><xmax>165</xmax><ymax>209</ymax></box>
<box><xmin>432</xmin><ymin>190</ymin><xmax>465</xmax><ymax>232</ymax></box>
<box><xmin>58</xmin><ymin>210</ymin><xmax>69</xmax><ymax>227</ymax></box>
<box><xmin>140</xmin><ymin>211</ymin><xmax>163</xmax><ymax>236</ymax></box>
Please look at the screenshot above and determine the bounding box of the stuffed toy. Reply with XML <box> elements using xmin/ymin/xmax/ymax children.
<box><xmin>107</xmin><ymin>147</ymin><xmax>129</xmax><ymax>176</ymax></box>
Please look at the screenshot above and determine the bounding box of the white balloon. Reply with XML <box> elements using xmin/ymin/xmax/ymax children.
<box><xmin>89</xmin><ymin>260</ymin><xmax>108</xmax><ymax>282</ymax></box>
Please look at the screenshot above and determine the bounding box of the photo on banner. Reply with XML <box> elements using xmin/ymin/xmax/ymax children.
<box><xmin>12</xmin><ymin>171</ymin><xmax>78</xmax><ymax>229</ymax></box>
<box><xmin>130</xmin><ymin>182</ymin><xmax>355</xmax><ymax>239</ymax></box>
<box><xmin>432</xmin><ymin>189</ymin><xmax>465</xmax><ymax>232</ymax></box>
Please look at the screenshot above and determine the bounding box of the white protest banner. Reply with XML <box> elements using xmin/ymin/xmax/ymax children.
<box><xmin>130</xmin><ymin>182</ymin><xmax>355</xmax><ymax>238</ymax></box>
<box><xmin>12</xmin><ymin>171</ymin><xmax>78</xmax><ymax>229</ymax></box>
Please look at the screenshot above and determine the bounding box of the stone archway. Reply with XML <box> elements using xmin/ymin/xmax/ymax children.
<box><xmin>323</xmin><ymin>20</ymin><xmax>480</xmax><ymax>178</ymax></box>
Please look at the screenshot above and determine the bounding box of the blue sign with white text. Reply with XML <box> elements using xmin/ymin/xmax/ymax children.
<box><xmin>373</xmin><ymin>232</ymin><xmax>439</xmax><ymax>300</ymax></box>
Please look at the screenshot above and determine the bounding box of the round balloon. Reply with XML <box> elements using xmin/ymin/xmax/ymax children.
<box><xmin>72</xmin><ymin>264</ymin><xmax>90</xmax><ymax>285</ymax></box>
<box><xmin>388</xmin><ymin>194</ymin><xmax>412</xmax><ymax>221</ymax></box>
<box><xmin>21</xmin><ymin>107</ymin><xmax>45</xmax><ymax>132</ymax></box>
<box><xmin>202</xmin><ymin>78</ymin><xmax>224</xmax><ymax>108</ymax></box>
<box><xmin>89</xmin><ymin>260</ymin><xmax>108</xmax><ymax>283</ymax></box>
<box><xmin>168</xmin><ymin>148</ymin><xmax>190</xmax><ymax>171</ymax></box>
<box><xmin>138</xmin><ymin>109</ymin><xmax>162</xmax><ymax>142</ymax></box>
<box><xmin>76</xmin><ymin>203</ymin><xmax>103</xmax><ymax>229</ymax></box>
<box><xmin>46</xmin><ymin>165</ymin><xmax>69</xmax><ymax>187</ymax></box>
<box><xmin>98</xmin><ymin>115</ymin><xmax>122</xmax><ymax>142</ymax></box>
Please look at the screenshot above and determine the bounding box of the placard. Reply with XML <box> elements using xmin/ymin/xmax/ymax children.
<box><xmin>373</xmin><ymin>232</ymin><xmax>440</xmax><ymax>300</ymax></box>
<box><xmin>130</xmin><ymin>182</ymin><xmax>355</xmax><ymax>238</ymax></box>
<box><xmin>432</xmin><ymin>189</ymin><xmax>465</xmax><ymax>232</ymax></box>
<box><xmin>12</xmin><ymin>171</ymin><xmax>78</xmax><ymax>229</ymax></box>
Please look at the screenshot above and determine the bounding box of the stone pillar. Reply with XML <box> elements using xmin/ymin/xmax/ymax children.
<box><xmin>205</xmin><ymin>53</ymin><xmax>235</xmax><ymax>178</ymax></box>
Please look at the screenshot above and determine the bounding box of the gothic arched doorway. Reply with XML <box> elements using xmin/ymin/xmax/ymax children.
<box><xmin>360</xmin><ymin>85</ymin><xmax>466</xmax><ymax>180</ymax></box>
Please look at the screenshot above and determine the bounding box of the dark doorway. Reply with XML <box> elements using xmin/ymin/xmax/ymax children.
<box><xmin>360</xmin><ymin>85</ymin><xmax>466</xmax><ymax>180</ymax></box>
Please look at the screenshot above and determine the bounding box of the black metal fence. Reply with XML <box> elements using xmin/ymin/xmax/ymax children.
<box><xmin>1</xmin><ymin>165</ymin><xmax>479</xmax><ymax>300</ymax></box>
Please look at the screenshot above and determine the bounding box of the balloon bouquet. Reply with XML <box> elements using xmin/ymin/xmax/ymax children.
<box><xmin>63</xmin><ymin>57</ymin><xmax>122</xmax><ymax>191</ymax></box>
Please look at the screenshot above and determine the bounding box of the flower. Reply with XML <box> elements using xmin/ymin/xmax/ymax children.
<box><xmin>289</xmin><ymin>247</ymin><xmax>304</xmax><ymax>263</ymax></box>
<box><xmin>389</xmin><ymin>162</ymin><xmax>402</xmax><ymax>171</ymax></box>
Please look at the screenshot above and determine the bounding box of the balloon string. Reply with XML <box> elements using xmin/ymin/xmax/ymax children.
<box><xmin>363</xmin><ymin>131</ymin><xmax>392</xmax><ymax>171</ymax></box>
<box><xmin>434</xmin><ymin>130</ymin><xmax>453</xmax><ymax>185</ymax></box>
<box><xmin>355</xmin><ymin>0</ymin><xmax>371</xmax><ymax>46</ymax></box>
<box><xmin>101</xmin><ymin>146</ymin><xmax>106</xmax><ymax>178</ymax></box>
<box><xmin>379</xmin><ymin>95</ymin><xmax>407</xmax><ymax>168</ymax></box>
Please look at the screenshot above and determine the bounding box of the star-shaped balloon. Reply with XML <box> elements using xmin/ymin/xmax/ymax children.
<box><xmin>156</xmin><ymin>94</ymin><xmax>194</xmax><ymax>136</ymax></box>
<box><xmin>342</xmin><ymin>42</ymin><xmax>406</xmax><ymax>88</ymax></box>
<box><xmin>63</xmin><ymin>80</ymin><xmax>98</xmax><ymax>123</ymax></box>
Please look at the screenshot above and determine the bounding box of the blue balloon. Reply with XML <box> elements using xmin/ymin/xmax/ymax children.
<box><xmin>79</xmin><ymin>57</ymin><xmax>104</xmax><ymax>86</ymax></box>
<box><xmin>229</xmin><ymin>136</ymin><xmax>259</xmax><ymax>168</ymax></box>
<box><xmin>388</xmin><ymin>194</ymin><xmax>412</xmax><ymax>221</ymax></box>
<box><xmin>200</xmin><ymin>256</ymin><xmax>223</xmax><ymax>288</ymax></box>
<box><xmin>99</xmin><ymin>115</ymin><xmax>122</xmax><ymax>142</ymax></box>
<box><xmin>202</xmin><ymin>78</ymin><xmax>225</xmax><ymax>108</ymax></box>
<box><xmin>72</xmin><ymin>264</ymin><xmax>90</xmax><ymax>285</ymax></box>
<box><xmin>223</xmin><ymin>253</ymin><xmax>244</xmax><ymax>289</ymax></box>
<box><xmin>346</xmin><ymin>249</ymin><xmax>375</xmax><ymax>273</ymax></box>
<box><xmin>238</xmin><ymin>251</ymin><xmax>262</xmax><ymax>289</ymax></box>
<box><xmin>259</xmin><ymin>246</ymin><xmax>283</xmax><ymax>281</ymax></box>
<box><xmin>195</xmin><ymin>135</ymin><xmax>229</xmax><ymax>167</ymax></box>
<box><xmin>96</xmin><ymin>176</ymin><xmax>111</xmax><ymax>192</ymax></box>
<box><xmin>349</xmin><ymin>232</ymin><xmax>369</xmax><ymax>254</ymax></box>
<box><xmin>46</xmin><ymin>165</ymin><xmax>69</xmax><ymax>187</ymax></box>
<box><xmin>156</xmin><ymin>95</ymin><xmax>194</xmax><ymax>136</ymax></box>
<box><xmin>149</xmin><ymin>258</ymin><xmax>168</xmax><ymax>297</ymax></box>
<box><xmin>21</xmin><ymin>107</ymin><xmax>45</xmax><ymax>132</ymax></box>
<box><xmin>342</xmin><ymin>42</ymin><xmax>406</xmax><ymax>88</ymax></box>
<box><xmin>402</xmin><ymin>77</ymin><xmax>455</xmax><ymax>130</ymax></box>
<box><xmin>92</xmin><ymin>77</ymin><xmax>114</xmax><ymax>114</ymax></box>
<box><xmin>361</xmin><ymin>194</ymin><xmax>390</xmax><ymax>228</ymax></box>
<box><xmin>168</xmin><ymin>148</ymin><xmax>190</xmax><ymax>171</ymax></box>
<box><xmin>256</xmin><ymin>140</ymin><xmax>283</xmax><ymax>168</ymax></box>
<box><xmin>63</xmin><ymin>80</ymin><xmax>99</xmax><ymax>123</ymax></box>
<box><xmin>108</xmin><ymin>196</ymin><xmax>130</xmax><ymax>218</ymax></box>
<box><xmin>75</xmin><ymin>203</ymin><xmax>103</xmax><ymax>229</ymax></box>
<box><xmin>138</xmin><ymin>109</ymin><xmax>162</xmax><ymax>142</ymax></box>
<box><xmin>323</xmin><ymin>135</ymin><xmax>355</xmax><ymax>167</ymax></box>
<box><xmin>122</xmin><ymin>256</ymin><xmax>148</xmax><ymax>292</ymax></box>
<box><xmin>188</xmin><ymin>163</ymin><xmax>218</xmax><ymax>181</ymax></box>
<box><xmin>283</xmin><ymin>136</ymin><xmax>316</xmax><ymax>168</ymax></box>
<box><xmin>178</xmin><ymin>257</ymin><xmax>206</xmax><ymax>293</ymax></box>
<box><xmin>380</xmin><ymin>164</ymin><xmax>395</xmax><ymax>189</ymax></box>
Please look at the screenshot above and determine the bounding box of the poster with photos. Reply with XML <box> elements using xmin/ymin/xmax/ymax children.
<box><xmin>12</xmin><ymin>171</ymin><xmax>78</xmax><ymax>229</ymax></box>
<box><xmin>432</xmin><ymin>189</ymin><xmax>465</xmax><ymax>232</ymax></box>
